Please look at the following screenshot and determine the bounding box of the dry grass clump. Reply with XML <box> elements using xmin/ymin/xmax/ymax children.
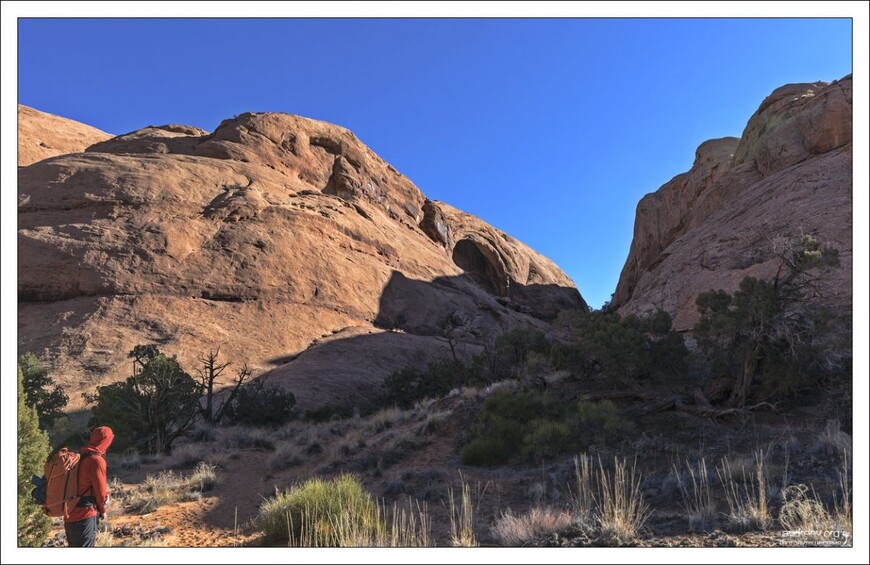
<box><xmin>365</xmin><ymin>406</ymin><xmax>408</xmax><ymax>434</ymax></box>
<box><xmin>571</xmin><ymin>454</ymin><xmax>650</xmax><ymax>544</ymax></box>
<box><xmin>595</xmin><ymin>457</ymin><xmax>649</xmax><ymax>544</ymax></box>
<box><xmin>167</xmin><ymin>443</ymin><xmax>209</xmax><ymax>469</ymax></box>
<box><xmin>114</xmin><ymin>449</ymin><xmax>144</xmax><ymax>472</ymax></box>
<box><xmin>447</xmin><ymin>475</ymin><xmax>480</xmax><ymax>547</ymax></box>
<box><xmin>270</xmin><ymin>441</ymin><xmax>305</xmax><ymax>470</ymax></box>
<box><xmin>491</xmin><ymin>507</ymin><xmax>572</xmax><ymax>546</ymax></box>
<box><xmin>717</xmin><ymin>449</ymin><xmax>771</xmax><ymax>531</ymax></box>
<box><xmin>778</xmin><ymin>451</ymin><xmax>852</xmax><ymax>545</ymax></box>
<box><xmin>124</xmin><ymin>462</ymin><xmax>218</xmax><ymax>514</ymax></box>
<box><xmin>672</xmin><ymin>458</ymin><xmax>715</xmax><ymax>531</ymax></box>
<box><xmin>220</xmin><ymin>426</ymin><xmax>277</xmax><ymax>450</ymax></box>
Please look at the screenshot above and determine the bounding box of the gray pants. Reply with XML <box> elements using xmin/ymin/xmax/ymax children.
<box><xmin>64</xmin><ymin>516</ymin><xmax>97</xmax><ymax>547</ymax></box>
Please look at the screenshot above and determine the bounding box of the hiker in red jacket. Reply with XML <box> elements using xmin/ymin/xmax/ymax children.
<box><xmin>65</xmin><ymin>426</ymin><xmax>114</xmax><ymax>547</ymax></box>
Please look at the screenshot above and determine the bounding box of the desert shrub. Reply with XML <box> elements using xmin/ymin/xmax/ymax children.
<box><xmin>381</xmin><ymin>326</ymin><xmax>552</xmax><ymax>409</ymax></box>
<box><xmin>270</xmin><ymin>442</ymin><xmax>304</xmax><ymax>470</ymax></box>
<box><xmin>491</xmin><ymin>327</ymin><xmax>550</xmax><ymax>379</ymax></box>
<box><xmin>188</xmin><ymin>461</ymin><xmax>218</xmax><ymax>492</ymax></box>
<box><xmin>492</xmin><ymin>507</ymin><xmax>572</xmax><ymax>546</ymax></box>
<box><xmin>462</xmin><ymin>391</ymin><xmax>633</xmax><ymax>466</ymax></box>
<box><xmin>365</xmin><ymin>406</ymin><xmax>407</xmax><ymax>434</ymax></box>
<box><xmin>166</xmin><ymin>443</ymin><xmax>209</xmax><ymax>469</ymax></box>
<box><xmin>19</xmin><ymin>352</ymin><xmax>68</xmax><ymax>429</ymax></box>
<box><xmin>304</xmin><ymin>404</ymin><xmax>353</xmax><ymax>423</ymax></box>
<box><xmin>694</xmin><ymin>235</ymin><xmax>845</xmax><ymax>406</ymax></box>
<box><xmin>17</xmin><ymin>366</ymin><xmax>52</xmax><ymax>547</ymax></box>
<box><xmin>86</xmin><ymin>346</ymin><xmax>200</xmax><ymax>454</ymax></box>
<box><xmin>258</xmin><ymin>474</ymin><xmax>379</xmax><ymax>545</ymax></box>
<box><xmin>552</xmin><ymin>309</ymin><xmax>687</xmax><ymax>383</ymax></box>
<box><xmin>222</xmin><ymin>378</ymin><xmax>296</xmax><ymax>427</ymax></box>
<box><xmin>114</xmin><ymin>448</ymin><xmax>144</xmax><ymax>472</ymax></box>
<box><xmin>220</xmin><ymin>426</ymin><xmax>276</xmax><ymax>451</ymax></box>
<box><xmin>381</xmin><ymin>360</ymin><xmax>468</xmax><ymax>409</ymax></box>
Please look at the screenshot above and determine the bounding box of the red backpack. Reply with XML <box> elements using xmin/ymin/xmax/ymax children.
<box><xmin>42</xmin><ymin>448</ymin><xmax>91</xmax><ymax>518</ymax></box>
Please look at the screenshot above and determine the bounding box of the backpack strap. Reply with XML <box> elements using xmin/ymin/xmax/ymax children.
<box><xmin>75</xmin><ymin>451</ymin><xmax>100</xmax><ymax>506</ymax></box>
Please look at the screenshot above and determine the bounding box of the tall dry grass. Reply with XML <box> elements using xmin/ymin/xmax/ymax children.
<box><xmin>672</xmin><ymin>458</ymin><xmax>715</xmax><ymax>531</ymax></box>
<box><xmin>447</xmin><ymin>474</ymin><xmax>478</xmax><ymax>547</ymax></box>
<box><xmin>572</xmin><ymin>455</ymin><xmax>595</xmax><ymax>530</ymax></box>
<box><xmin>717</xmin><ymin>449</ymin><xmax>771</xmax><ymax>531</ymax></box>
<box><xmin>570</xmin><ymin>454</ymin><xmax>649</xmax><ymax>544</ymax></box>
<box><xmin>595</xmin><ymin>457</ymin><xmax>650</xmax><ymax>543</ymax></box>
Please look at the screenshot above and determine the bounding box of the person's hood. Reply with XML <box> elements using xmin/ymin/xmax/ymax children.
<box><xmin>84</xmin><ymin>426</ymin><xmax>114</xmax><ymax>455</ymax></box>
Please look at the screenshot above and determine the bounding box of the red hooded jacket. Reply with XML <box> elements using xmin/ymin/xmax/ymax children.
<box><xmin>65</xmin><ymin>426</ymin><xmax>114</xmax><ymax>523</ymax></box>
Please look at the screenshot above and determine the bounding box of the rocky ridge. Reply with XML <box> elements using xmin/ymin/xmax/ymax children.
<box><xmin>613</xmin><ymin>75</ymin><xmax>852</xmax><ymax>330</ymax></box>
<box><xmin>18</xmin><ymin>110</ymin><xmax>584</xmax><ymax>410</ymax></box>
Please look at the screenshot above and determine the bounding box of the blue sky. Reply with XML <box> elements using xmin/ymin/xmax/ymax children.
<box><xmin>18</xmin><ymin>18</ymin><xmax>852</xmax><ymax>308</ymax></box>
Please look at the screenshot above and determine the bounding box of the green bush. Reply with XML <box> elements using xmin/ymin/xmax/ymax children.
<box><xmin>694</xmin><ymin>236</ymin><xmax>844</xmax><ymax>406</ymax></box>
<box><xmin>382</xmin><ymin>326</ymin><xmax>552</xmax><ymax>409</ymax></box>
<box><xmin>461</xmin><ymin>391</ymin><xmax>633</xmax><ymax>466</ymax></box>
<box><xmin>86</xmin><ymin>346</ymin><xmax>200</xmax><ymax>454</ymax></box>
<box><xmin>17</xmin><ymin>366</ymin><xmax>52</xmax><ymax>547</ymax></box>
<box><xmin>19</xmin><ymin>352</ymin><xmax>68</xmax><ymax>429</ymax></box>
<box><xmin>258</xmin><ymin>474</ymin><xmax>379</xmax><ymax>545</ymax></box>
<box><xmin>461</xmin><ymin>435</ymin><xmax>513</xmax><ymax>467</ymax></box>
<box><xmin>552</xmin><ymin>309</ymin><xmax>687</xmax><ymax>382</ymax></box>
<box><xmin>223</xmin><ymin>379</ymin><xmax>296</xmax><ymax>427</ymax></box>
<box><xmin>381</xmin><ymin>360</ymin><xmax>467</xmax><ymax>409</ymax></box>
<box><xmin>304</xmin><ymin>404</ymin><xmax>352</xmax><ymax>423</ymax></box>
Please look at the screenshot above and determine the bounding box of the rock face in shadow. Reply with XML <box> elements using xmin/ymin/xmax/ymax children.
<box><xmin>17</xmin><ymin>105</ymin><xmax>111</xmax><ymax>166</ymax></box>
<box><xmin>18</xmin><ymin>109</ymin><xmax>584</xmax><ymax>409</ymax></box>
<box><xmin>612</xmin><ymin>75</ymin><xmax>852</xmax><ymax>331</ymax></box>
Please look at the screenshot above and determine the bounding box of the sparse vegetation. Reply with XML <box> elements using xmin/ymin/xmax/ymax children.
<box><xmin>270</xmin><ymin>441</ymin><xmax>305</xmax><ymax>470</ymax></box>
<box><xmin>382</xmin><ymin>326</ymin><xmax>552</xmax><ymax>409</ymax></box>
<box><xmin>19</xmin><ymin>352</ymin><xmax>68</xmax><ymax>429</ymax></box>
<box><xmin>778</xmin><ymin>451</ymin><xmax>852</xmax><ymax>543</ymax></box>
<box><xmin>220</xmin><ymin>426</ymin><xmax>276</xmax><ymax>451</ymax></box>
<box><xmin>222</xmin><ymin>377</ymin><xmax>296</xmax><ymax>427</ymax></box>
<box><xmin>462</xmin><ymin>390</ymin><xmax>633</xmax><ymax>466</ymax></box>
<box><xmin>196</xmin><ymin>348</ymin><xmax>253</xmax><ymax>425</ymax></box>
<box><xmin>17</xmin><ymin>366</ymin><xmax>52</xmax><ymax>547</ymax></box>
<box><xmin>124</xmin><ymin>462</ymin><xmax>218</xmax><ymax>514</ymax></box>
<box><xmin>491</xmin><ymin>507</ymin><xmax>572</xmax><ymax>546</ymax></box>
<box><xmin>568</xmin><ymin>454</ymin><xmax>650</xmax><ymax>544</ymax></box>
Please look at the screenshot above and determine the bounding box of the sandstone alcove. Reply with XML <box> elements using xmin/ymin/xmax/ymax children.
<box><xmin>452</xmin><ymin>238</ymin><xmax>507</xmax><ymax>296</ymax></box>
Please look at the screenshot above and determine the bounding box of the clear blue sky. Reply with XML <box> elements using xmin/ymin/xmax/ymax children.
<box><xmin>18</xmin><ymin>18</ymin><xmax>852</xmax><ymax>308</ymax></box>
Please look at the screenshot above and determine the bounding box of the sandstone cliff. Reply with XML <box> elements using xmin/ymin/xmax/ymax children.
<box><xmin>612</xmin><ymin>75</ymin><xmax>852</xmax><ymax>330</ymax></box>
<box><xmin>17</xmin><ymin>105</ymin><xmax>111</xmax><ymax>166</ymax></box>
<box><xmin>18</xmin><ymin>110</ymin><xmax>584</xmax><ymax>410</ymax></box>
